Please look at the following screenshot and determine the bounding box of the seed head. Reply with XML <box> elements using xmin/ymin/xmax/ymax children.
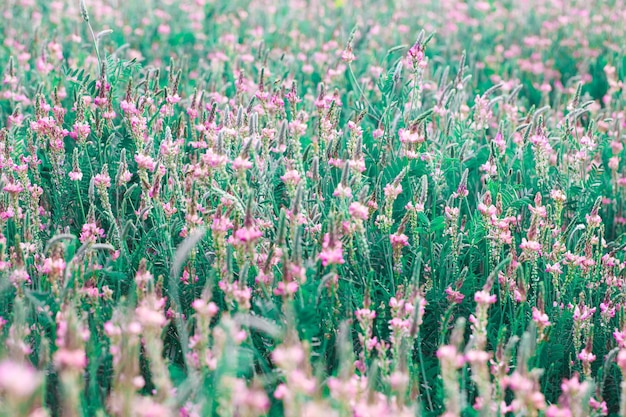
<box><xmin>79</xmin><ymin>0</ymin><xmax>89</xmax><ymax>22</ymax></box>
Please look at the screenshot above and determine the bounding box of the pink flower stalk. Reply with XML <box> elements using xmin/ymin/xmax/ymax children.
<box><xmin>585</xmin><ymin>212</ymin><xmax>602</xmax><ymax>228</ymax></box>
<box><xmin>445</xmin><ymin>287</ymin><xmax>464</xmax><ymax>304</ymax></box>
<box><xmin>0</xmin><ymin>359</ymin><xmax>42</xmax><ymax>399</ymax></box>
<box><xmin>135</xmin><ymin>298</ymin><xmax>168</xmax><ymax>329</ymax></box>
<box><xmin>79</xmin><ymin>222</ymin><xmax>105</xmax><ymax>244</ymax></box>
<box><xmin>398</xmin><ymin>128</ymin><xmax>424</xmax><ymax>144</ymax></box>
<box><xmin>520</xmin><ymin>238</ymin><xmax>541</xmax><ymax>254</ymax></box>
<box><xmin>341</xmin><ymin>47</ymin><xmax>356</xmax><ymax>64</ymax></box>
<box><xmin>545</xmin><ymin>263</ymin><xmax>562</xmax><ymax>274</ymax></box>
<box><xmin>407</xmin><ymin>41</ymin><xmax>426</xmax><ymax>69</ymax></box>
<box><xmin>42</xmin><ymin>257</ymin><xmax>66</xmax><ymax>277</ymax></box>
<box><xmin>134</xmin><ymin>267</ymin><xmax>153</xmax><ymax>287</ymax></box>
<box><xmin>355</xmin><ymin>308</ymin><xmax>376</xmax><ymax>321</ymax></box>
<box><xmin>211</xmin><ymin>215</ymin><xmax>234</xmax><ymax>234</ymax></box>
<box><xmin>133</xmin><ymin>396</ymin><xmax>171</xmax><ymax>417</ymax></box>
<box><xmin>532</xmin><ymin>307</ymin><xmax>551</xmax><ymax>328</ymax></box>
<box><xmin>135</xmin><ymin>154</ymin><xmax>156</xmax><ymax>172</ymax></box>
<box><xmin>69</xmin><ymin>122</ymin><xmax>91</xmax><ymax>142</ymax></box>
<box><xmin>474</xmin><ymin>290</ymin><xmax>496</xmax><ymax>306</ymax></box>
<box><xmin>272</xmin><ymin>344</ymin><xmax>305</xmax><ymax>371</ymax></box>
<box><xmin>503</xmin><ymin>371</ymin><xmax>546</xmax><ymax>413</ymax></box>
<box><xmin>319</xmin><ymin>233</ymin><xmax>345</xmax><ymax>267</ymax></box>
<box><xmin>69</xmin><ymin>171</ymin><xmax>83</xmax><ymax>181</ymax></box>
<box><xmin>589</xmin><ymin>398</ymin><xmax>608</xmax><ymax>415</ymax></box>
<box><xmin>444</xmin><ymin>206</ymin><xmax>460</xmax><ymax>220</ymax></box>
<box><xmin>349</xmin><ymin>202</ymin><xmax>369</xmax><ymax>221</ymax></box>
<box><xmin>333</xmin><ymin>183</ymin><xmax>352</xmax><ymax>199</ymax></box>
<box><xmin>577</xmin><ymin>348</ymin><xmax>596</xmax><ymax>364</ymax></box>
<box><xmin>94</xmin><ymin>172</ymin><xmax>111</xmax><ymax>188</ymax></box>
<box><xmin>615</xmin><ymin>329</ymin><xmax>626</xmax><ymax>348</ymax></box>
<box><xmin>10</xmin><ymin>268</ymin><xmax>30</xmax><ymax>286</ymax></box>
<box><xmin>383</xmin><ymin>183</ymin><xmax>403</xmax><ymax>199</ymax></box>
<box><xmin>231</xmin><ymin>226</ymin><xmax>263</xmax><ymax>246</ymax></box>
<box><xmin>389</xmin><ymin>232</ymin><xmax>409</xmax><ymax>249</ymax></box>
<box><xmin>219</xmin><ymin>280</ymin><xmax>253</xmax><ymax>309</ymax></box>
<box><xmin>3</xmin><ymin>182</ymin><xmax>24</xmax><ymax>195</ymax></box>
<box><xmin>280</xmin><ymin>169</ymin><xmax>301</xmax><ymax>186</ymax></box>
<box><xmin>230</xmin><ymin>378</ymin><xmax>270</xmax><ymax>416</ymax></box>
<box><xmin>573</xmin><ymin>305</ymin><xmax>596</xmax><ymax>324</ymax></box>
<box><xmin>232</xmin><ymin>156</ymin><xmax>253</xmax><ymax>171</ymax></box>
<box><xmin>53</xmin><ymin>348</ymin><xmax>88</xmax><ymax>370</ymax></box>
<box><xmin>274</xmin><ymin>281</ymin><xmax>299</xmax><ymax>296</ymax></box>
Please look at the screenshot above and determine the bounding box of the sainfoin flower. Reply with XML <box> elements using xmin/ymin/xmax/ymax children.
<box><xmin>532</xmin><ymin>307</ymin><xmax>551</xmax><ymax>328</ymax></box>
<box><xmin>389</xmin><ymin>233</ymin><xmax>409</xmax><ymax>249</ymax></box>
<box><xmin>319</xmin><ymin>233</ymin><xmax>344</xmax><ymax>267</ymax></box>
<box><xmin>53</xmin><ymin>348</ymin><xmax>88</xmax><ymax>370</ymax></box>
<box><xmin>231</xmin><ymin>225</ymin><xmax>263</xmax><ymax>245</ymax></box>
<box><xmin>474</xmin><ymin>290</ymin><xmax>496</xmax><ymax>305</ymax></box>
<box><xmin>0</xmin><ymin>360</ymin><xmax>42</xmax><ymax>399</ymax></box>
<box><xmin>79</xmin><ymin>222</ymin><xmax>105</xmax><ymax>243</ymax></box>
<box><xmin>135</xmin><ymin>154</ymin><xmax>156</xmax><ymax>171</ymax></box>
<box><xmin>69</xmin><ymin>121</ymin><xmax>91</xmax><ymax>141</ymax></box>
<box><xmin>445</xmin><ymin>287</ymin><xmax>464</xmax><ymax>304</ymax></box>
<box><xmin>93</xmin><ymin>172</ymin><xmax>111</xmax><ymax>188</ymax></box>
<box><xmin>349</xmin><ymin>202</ymin><xmax>369</xmax><ymax>220</ymax></box>
<box><xmin>398</xmin><ymin>128</ymin><xmax>423</xmax><ymax>144</ymax></box>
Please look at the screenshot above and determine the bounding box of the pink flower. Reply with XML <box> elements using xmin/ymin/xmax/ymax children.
<box><xmin>474</xmin><ymin>290</ymin><xmax>496</xmax><ymax>305</ymax></box>
<box><xmin>341</xmin><ymin>47</ymin><xmax>356</xmax><ymax>64</ymax></box>
<box><xmin>615</xmin><ymin>329</ymin><xmax>626</xmax><ymax>348</ymax></box>
<box><xmin>10</xmin><ymin>268</ymin><xmax>30</xmax><ymax>285</ymax></box>
<box><xmin>69</xmin><ymin>122</ymin><xmax>91</xmax><ymax>142</ymax></box>
<box><xmin>229</xmin><ymin>225</ymin><xmax>262</xmax><ymax>247</ymax></box>
<box><xmin>445</xmin><ymin>287</ymin><xmax>464</xmax><ymax>304</ymax></box>
<box><xmin>389</xmin><ymin>233</ymin><xmax>409</xmax><ymax>249</ymax></box>
<box><xmin>355</xmin><ymin>308</ymin><xmax>376</xmax><ymax>320</ymax></box>
<box><xmin>134</xmin><ymin>396</ymin><xmax>171</xmax><ymax>417</ymax></box>
<box><xmin>589</xmin><ymin>398</ymin><xmax>607</xmax><ymax>415</ymax></box>
<box><xmin>211</xmin><ymin>215</ymin><xmax>234</xmax><ymax>234</ymax></box>
<box><xmin>545</xmin><ymin>263</ymin><xmax>562</xmax><ymax>274</ymax></box>
<box><xmin>53</xmin><ymin>348</ymin><xmax>88</xmax><ymax>370</ymax></box>
<box><xmin>69</xmin><ymin>171</ymin><xmax>83</xmax><ymax>181</ymax></box>
<box><xmin>407</xmin><ymin>42</ymin><xmax>426</xmax><ymax>69</ymax></box>
<box><xmin>280</xmin><ymin>169</ymin><xmax>301</xmax><ymax>186</ymax></box>
<box><xmin>0</xmin><ymin>360</ymin><xmax>42</xmax><ymax>399</ymax></box>
<box><xmin>94</xmin><ymin>172</ymin><xmax>111</xmax><ymax>188</ymax></box>
<box><xmin>398</xmin><ymin>128</ymin><xmax>424</xmax><ymax>144</ymax></box>
<box><xmin>232</xmin><ymin>156</ymin><xmax>253</xmax><ymax>171</ymax></box>
<box><xmin>437</xmin><ymin>345</ymin><xmax>465</xmax><ymax>368</ymax></box>
<box><xmin>79</xmin><ymin>222</ymin><xmax>105</xmax><ymax>244</ymax></box>
<box><xmin>333</xmin><ymin>183</ymin><xmax>352</xmax><ymax>199</ymax></box>
<box><xmin>274</xmin><ymin>281</ymin><xmax>299</xmax><ymax>296</ymax></box>
<box><xmin>349</xmin><ymin>202</ymin><xmax>369</xmax><ymax>221</ymax></box>
<box><xmin>319</xmin><ymin>233</ymin><xmax>345</xmax><ymax>267</ymax></box>
<box><xmin>586</xmin><ymin>213</ymin><xmax>602</xmax><ymax>228</ymax></box>
<box><xmin>520</xmin><ymin>238</ymin><xmax>541</xmax><ymax>253</ymax></box>
<box><xmin>135</xmin><ymin>154</ymin><xmax>156</xmax><ymax>171</ymax></box>
<box><xmin>383</xmin><ymin>183</ymin><xmax>403</xmax><ymax>199</ymax></box>
<box><xmin>42</xmin><ymin>257</ymin><xmax>66</xmax><ymax>277</ymax></box>
<box><xmin>545</xmin><ymin>405</ymin><xmax>571</xmax><ymax>417</ymax></box>
<box><xmin>192</xmin><ymin>299</ymin><xmax>219</xmax><ymax>317</ymax></box>
<box><xmin>135</xmin><ymin>303</ymin><xmax>167</xmax><ymax>328</ymax></box>
<box><xmin>577</xmin><ymin>348</ymin><xmax>596</xmax><ymax>363</ymax></box>
<box><xmin>465</xmin><ymin>349</ymin><xmax>491</xmax><ymax>364</ymax></box>
<box><xmin>272</xmin><ymin>345</ymin><xmax>305</xmax><ymax>370</ymax></box>
<box><xmin>3</xmin><ymin>181</ymin><xmax>24</xmax><ymax>195</ymax></box>
<box><xmin>532</xmin><ymin>307</ymin><xmax>551</xmax><ymax>328</ymax></box>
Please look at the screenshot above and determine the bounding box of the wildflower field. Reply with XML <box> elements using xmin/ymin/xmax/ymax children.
<box><xmin>1</xmin><ymin>0</ymin><xmax>626</xmax><ymax>415</ymax></box>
